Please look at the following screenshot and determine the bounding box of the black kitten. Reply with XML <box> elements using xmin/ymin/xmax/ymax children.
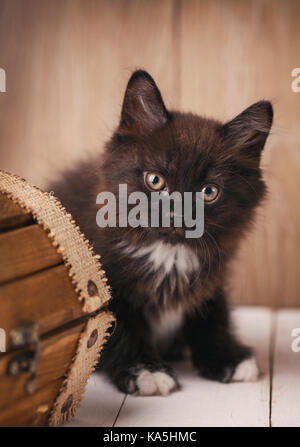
<box><xmin>50</xmin><ymin>70</ymin><xmax>273</xmax><ymax>396</ymax></box>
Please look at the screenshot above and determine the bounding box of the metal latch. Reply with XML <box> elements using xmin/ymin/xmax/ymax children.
<box><xmin>6</xmin><ymin>322</ymin><xmax>40</xmax><ymax>395</ymax></box>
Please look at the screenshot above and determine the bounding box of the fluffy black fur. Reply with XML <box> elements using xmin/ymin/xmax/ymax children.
<box><xmin>50</xmin><ymin>70</ymin><xmax>273</xmax><ymax>395</ymax></box>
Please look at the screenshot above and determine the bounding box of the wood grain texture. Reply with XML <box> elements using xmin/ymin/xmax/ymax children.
<box><xmin>0</xmin><ymin>321</ymin><xmax>84</xmax><ymax>413</ymax></box>
<box><xmin>179</xmin><ymin>0</ymin><xmax>300</xmax><ymax>308</ymax></box>
<box><xmin>0</xmin><ymin>223</ymin><xmax>62</xmax><ymax>284</ymax></box>
<box><xmin>0</xmin><ymin>264</ymin><xmax>84</xmax><ymax>339</ymax></box>
<box><xmin>0</xmin><ymin>194</ymin><xmax>33</xmax><ymax>231</ymax></box>
<box><xmin>0</xmin><ymin>0</ymin><xmax>176</xmax><ymax>189</ymax></box>
<box><xmin>0</xmin><ymin>0</ymin><xmax>299</xmax><ymax>307</ymax></box>
<box><xmin>0</xmin><ymin>378</ymin><xmax>62</xmax><ymax>426</ymax></box>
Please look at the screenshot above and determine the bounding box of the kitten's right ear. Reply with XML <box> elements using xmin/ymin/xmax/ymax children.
<box><xmin>118</xmin><ymin>70</ymin><xmax>169</xmax><ymax>136</ymax></box>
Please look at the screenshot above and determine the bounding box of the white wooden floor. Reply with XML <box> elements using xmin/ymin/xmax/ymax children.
<box><xmin>66</xmin><ymin>307</ymin><xmax>300</xmax><ymax>427</ymax></box>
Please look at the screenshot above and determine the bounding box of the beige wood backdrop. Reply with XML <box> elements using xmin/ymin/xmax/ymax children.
<box><xmin>0</xmin><ymin>0</ymin><xmax>299</xmax><ymax>307</ymax></box>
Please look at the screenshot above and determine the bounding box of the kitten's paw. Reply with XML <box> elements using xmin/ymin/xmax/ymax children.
<box><xmin>197</xmin><ymin>354</ymin><xmax>260</xmax><ymax>383</ymax></box>
<box><xmin>231</xmin><ymin>356</ymin><xmax>260</xmax><ymax>382</ymax></box>
<box><xmin>132</xmin><ymin>369</ymin><xmax>178</xmax><ymax>396</ymax></box>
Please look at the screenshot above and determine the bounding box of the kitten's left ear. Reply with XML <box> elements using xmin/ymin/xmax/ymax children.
<box><xmin>220</xmin><ymin>100</ymin><xmax>273</xmax><ymax>160</ymax></box>
<box><xmin>119</xmin><ymin>70</ymin><xmax>169</xmax><ymax>135</ymax></box>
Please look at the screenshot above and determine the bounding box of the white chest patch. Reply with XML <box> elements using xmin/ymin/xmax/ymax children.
<box><xmin>149</xmin><ymin>306</ymin><xmax>185</xmax><ymax>345</ymax></box>
<box><xmin>120</xmin><ymin>240</ymin><xmax>200</xmax><ymax>279</ymax></box>
<box><xmin>118</xmin><ymin>240</ymin><xmax>197</xmax><ymax>345</ymax></box>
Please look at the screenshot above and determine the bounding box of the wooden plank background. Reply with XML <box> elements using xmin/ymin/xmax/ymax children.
<box><xmin>0</xmin><ymin>0</ymin><xmax>299</xmax><ymax>307</ymax></box>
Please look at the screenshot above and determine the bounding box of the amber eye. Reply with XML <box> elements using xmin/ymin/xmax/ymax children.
<box><xmin>201</xmin><ymin>184</ymin><xmax>219</xmax><ymax>202</ymax></box>
<box><xmin>145</xmin><ymin>172</ymin><xmax>166</xmax><ymax>191</ymax></box>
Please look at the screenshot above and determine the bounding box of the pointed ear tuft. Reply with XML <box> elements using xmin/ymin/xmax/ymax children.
<box><xmin>119</xmin><ymin>70</ymin><xmax>169</xmax><ymax>135</ymax></box>
<box><xmin>220</xmin><ymin>100</ymin><xmax>273</xmax><ymax>158</ymax></box>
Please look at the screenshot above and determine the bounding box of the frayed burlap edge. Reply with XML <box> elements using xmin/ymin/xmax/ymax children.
<box><xmin>48</xmin><ymin>311</ymin><xmax>115</xmax><ymax>426</ymax></box>
<box><xmin>0</xmin><ymin>170</ymin><xmax>115</xmax><ymax>426</ymax></box>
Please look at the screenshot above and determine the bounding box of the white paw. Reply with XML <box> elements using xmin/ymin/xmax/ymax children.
<box><xmin>232</xmin><ymin>357</ymin><xmax>260</xmax><ymax>382</ymax></box>
<box><xmin>135</xmin><ymin>369</ymin><xmax>177</xmax><ymax>396</ymax></box>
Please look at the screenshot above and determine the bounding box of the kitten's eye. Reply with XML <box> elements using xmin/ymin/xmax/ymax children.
<box><xmin>144</xmin><ymin>172</ymin><xmax>166</xmax><ymax>191</ymax></box>
<box><xmin>201</xmin><ymin>184</ymin><xmax>219</xmax><ymax>202</ymax></box>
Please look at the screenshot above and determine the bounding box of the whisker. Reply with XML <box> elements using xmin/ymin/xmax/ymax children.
<box><xmin>205</xmin><ymin>231</ymin><xmax>223</xmax><ymax>273</ymax></box>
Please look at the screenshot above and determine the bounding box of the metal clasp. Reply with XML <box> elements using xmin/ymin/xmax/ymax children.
<box><xmin>7</xmin><ymin>322</ymin><xmax>40</xmax><ymax>395</ymax></box>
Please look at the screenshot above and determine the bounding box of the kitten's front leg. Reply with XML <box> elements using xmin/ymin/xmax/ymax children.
<box><xmin>185</xmin><ymin>289</ymin><xmax>260</xmax><ymax>383</ymax></box>
<box><xmin>100</xmin><ymin>316</ymin><xmax>179</xmax><ymax>396</ymax></box>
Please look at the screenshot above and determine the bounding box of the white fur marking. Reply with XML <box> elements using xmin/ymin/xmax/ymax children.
<box><xmin>150</xmin><ymin>306</ymin><xmax>184</xmax><ymax>344</ymax></box>
<box><xmin>136</xmin><ymin>369</ymin><xmax>177</xmax><ymax>396</ymax></box>
<box><xmin>232</xmin><ymin>357</ymin><xmax>260</xmax><ymax>382</ymax></box>
<box><xmin>121</xmin><ymin>240</ymin><xmax>200</xmax><ymax>280</ymax></box>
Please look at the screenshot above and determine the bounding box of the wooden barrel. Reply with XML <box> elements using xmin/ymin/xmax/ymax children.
<box><xmin>0</xmin><ymin>173</ymin><xmax>114</xmax><ymax>426</ymax></box>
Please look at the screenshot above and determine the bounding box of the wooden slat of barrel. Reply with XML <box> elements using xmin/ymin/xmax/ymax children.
<box><xmin>0</xmin><ymin>194</ymin><xmax>33</xmax><ymax>231</ymax></box>
<box><xmin>0</xmin><ymin>193</ymin><xmax>98</xmax><ymax>426</ymax></box>
<box><xmin>0</xmin><ymin>224</ymin><xmax>63</xmax><ymax>284</ymax></box>
<box><xmin>0</xmin><ymin>264</ymin><xmax>84</xmax><ymax>340</ymax></box>
<box><xmin>0</xmin><ymin>321</ymin><xmax>84</xmax><ymax>414</ymax></box>
<box><xmin>0</xmin><ymin>379</ymin><xmax>62</xmax><ymax>426</ymax></box>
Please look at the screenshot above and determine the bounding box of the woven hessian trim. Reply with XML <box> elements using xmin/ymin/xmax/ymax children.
<box><xmin>48</xmin><ymin>311</ymin><xmax>115</xmax><ymax>426</ymax></box>
<box><xmin>0</xmin><ymin>170</ymin><xmax>114</xmax><ymax>426</ymax></box>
